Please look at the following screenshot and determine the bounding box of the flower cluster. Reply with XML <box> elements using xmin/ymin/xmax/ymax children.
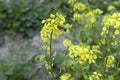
<box><xmin>69</xmin><ymin>0</ymin><xmax>103</xmax><ymax>28</ymax></box>
<box><xmin>84</xmin><ymin>9</ymin><xmax>103</xmax><ymax>28</ymax></box>
<box><xmin>68</xmin><ymin>0</ymin><xmax>75</xmax><ymax>6</ymax></box>
<box><xmin>39</xmin><ymin>0</ymin><xmax>120</xmax><ymax>79</ymax></box>
<box><xmin>68</xmin><ymin>0</ymin><xmax>86</xmax><ymax>12</ymax></box>
<box><xmin>60</xmin><ymin>73</ymin><xmax>74</xmax><ymax>80</ymax></box>
<box><xmin>101</xmin><ymin>12</ymin><xmax>120</xmax><ymax>46</ymax></box>
<box><xmin>41</xmin><ymin>13</ymin><xmax>71</xmax><ymax>50</ymax></box>
<box><xmin>73</xmin><ymin>6</ymin><xmax>103</xmax><ymax>28</ymax></box>
<box><xmin>89</xmin><ymin>72</ymin><xmax>103</xmax><ymax>80</ymax></box>
<box><xmin>102</xmin><ymin>12</ymin><xmax>120</xmax><ymax>36</ymax></box>
<box><xmin>63</xmin><ymin>39</ymin><xmax>100</xmax><ymax>64</ymax></box>
<box><xmin>105</xmin><ymin>55</ymin><xmax>115</xmax><ymax>68</ymax></box>
<box><xmin>73</xmin><ymin>2</ymin><xmax>86</xmax><ymax>11</ymax></box>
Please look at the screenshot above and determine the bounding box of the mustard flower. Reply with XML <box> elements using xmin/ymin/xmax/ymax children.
<box><xmin>103</xmin><ymin>1</ymin><xmax>107</xmax><ymax>5</ymax></box>
<box><xmin>85</xmin><ymin>9</ymin><xmax>103</xmax><ymax>28</ymax></box>
<box><xmin>111</xmin><ymin>40</ymin><xmax>118</xmax><ymax>46</ymax></box>
<box><xmin>105</xmin><ymin>55</ymin><xmax>115</xmax><ymax>68</ymax></box>
<box><xmin>73</xmin><ymin>13</ymin><xmax>83</xmax><ymax>21</ymax></box>
<box><xmin>40</xmin><ymin>13</ymin><xmax>71</xmax><ymax>49</ymax></box>
<box><xmin>68</xmin><ymin>0</ymin><xmax>76</xmax><ymax>6</ymax></box>
<box><xmin>89</xmin><ymin>72</ymin><xmax>103</xmax><ymax>80</ymax></box>
<box><xmin>114</xmin><ymin>30</ymin><xmax>119</xmax><ymax>35</ymax></box>
<box><xmin>77</xmin><ymin>9</ymin><xmax>102</xmax><ymax>28</ymax></box>
<box><xmin>92</xmin><ymin>8</ymin><xmax>103</xmax><ymax>15</ymax></box>
<box><xmin>73</xmin><ymin>2</ymin><xmax>86</xmax><ymax>11</ymax></box>
<box><xmin>63</xmin><ymin>39</ymin><xmax>73</xmax><ymax>47</ymax></box>
<box><xmin>107</xmin><ymin>5</ymin><xmax>115</xmax><ymax>11</ymax></box>
<box><xmin>60</xmin><ymin>73</ymin><xmax>74</xmax><ymax>80</ymax></box>
<box><xmin>102</xmin><ymin>12</ymin><xmax>120</xmax><ymax>37</ymax></box>
<box><xmin>63</xmin><ymin>39</ymin><xmax>100</xmax><ymax>64</ymax></box>
<box><xmin>100</xmin><ymin>39</ymin><xmax>106</xmax><ymax>45</ymax></box>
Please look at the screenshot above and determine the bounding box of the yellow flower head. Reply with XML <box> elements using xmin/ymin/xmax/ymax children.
<box><xmin>89</xmin><ymin>72</ymin><xmax>103</xmax><ymax>80</ymax></box>
<box><xmin>107</xmin><ymin>5</ymin><xmax>115</xmax><ymax>11</ymax></box>
<box><xmin>102</xmin><ymin>12</ymin><xmax>120</xmax><ymax>37</ymax></box>
<box><xmin>73</xmin><ymin>2</ymin><xmax>86</xmax><ymax>11</ymax></box>
<box><xmin>63</xmin><ymin>39</ymin><xmax>73</xmax><ymax>47</ymax></box>
<box><xmin>41</xmin><ymin>13</ymin><xmax>71</xmax><ymax>43</ymax></box>
<box><xmin>63</xmin><ymin>39</ymin><xmax>100</xmax><ymax>64</ymax></box>
<box><xmin>68</xmin><ymin>0</ymin><xmax>76</xmax><ymax>6</ymax></box>
<box><xmin>106</xmin><ymin>55</ymin><xmax>115</xmax><ymax>68</ymax></box>
<box><xmin>60</xmin><ymin>73</ymin><xmax>74</xmax><ymax>80</ymax></box>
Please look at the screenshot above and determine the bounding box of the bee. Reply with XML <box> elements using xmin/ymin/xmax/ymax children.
<box><xmin>57</xmin><ymin>26</ymin><xmax>67</xmax><ymax>32</ymax></box>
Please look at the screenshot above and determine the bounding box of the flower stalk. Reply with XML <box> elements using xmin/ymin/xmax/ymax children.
<box><xmin>49</xmin><ymin>30</ymin><xmax>55</xmax><ymax>80</ymax></box>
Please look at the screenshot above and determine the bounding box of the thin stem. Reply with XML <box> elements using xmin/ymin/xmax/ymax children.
<box><xmin>44</xmin><ymin>64</ymin><xmax>48</xmax><ymax>80</ymax></box>
<box><xmin>49</xmin><ymin>30</ymin><xmax>55</xmax><ymax>80</ymax></box>
<box><xmin>103</xmin><ymin>53</ymin><xmax>107</xmax><ymax>78</ymax></box>
<box><xmin>114</xmin><ymin>56</ymin><xmax>119</xmax><ymax>79</ymax></box>
<box><xmin>103</xmin><ymin>28</ymin><xmax>111</xmax><ymax>79</ymax></box>
<box><xmin>114</xmin><ymin>44</ymin><xmax>120</xmax><ymax>79</ymax></box>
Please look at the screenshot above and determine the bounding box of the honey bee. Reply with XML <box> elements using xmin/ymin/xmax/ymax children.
<box><xmin>57</xmin><ymin>26</ymin><xmax>67</xmax><ymax>32</ymax></box>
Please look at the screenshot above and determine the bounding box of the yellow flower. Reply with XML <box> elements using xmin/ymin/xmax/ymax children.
<box><xmin>40</xmin><ymin>13</ymin><xmax>71</xmax><ymax>43</ymax></box>
<box><xmin>111</xmin><ymin>40</ymin><xmax>118</xmax><ymax>46</ymax></box>
<box><xmin>103</xmin><ymin>1</ymin><xmax>107</xmax><ymax>5</ymax></box>
<box><xmin>102</xmin><ymin>12</ymin><xmax>120</xmax><ymax>38</ymax></box>
<box><xmin>63</xmin><ymin>39</ymin><xmax>73</xmax><ymax>47</ymax></box>
<box><xmin>60</xmin><ymin>73</ymin><xmax>74</xmax><ymax>80</ymax></box>
<box><xmin>73</xmin><ymin>2</ymin><xmax>86</xmax><ymax>11</ymax></box>
<box><xmin>63</xmin><ymin>39</ymin><xmax>100</xmax><ymax>64</ymax></box>
<box><xmin>71</xmin><ymin>0</ymin><xmax>103</xmax><ymax>29</ymax></box>
<box><xmin>107</xmin><ymin>5</ymin><xmax>115</xmax><ymax>11</ymax></box>
<box><xmin>50</xmin><ymin>14</ymin><xmax>55</xmax><ymax>19</ymax></box>
<box><xmin>68</xmin><ymin>0</ymin><xmax>76</xmax><ymax>6</ymax></box>
<box><xmin>89</xmin><ymin>72</ymin><xmax>103</xmax><ymax>80</ymax></box>
<box><xmin>100</xmin><ymin>39</ymin><xmax>106</xmax><ymax>45</ymax></box>
<box><xmin>93</xmin><ymin>8</ymin><xmax>103</xmax><ymax>14</ymax></box>
<box><xmin>114</xmin><ymin>30</ymin><xmax>119</xmax><ymax>35</ymax></box>
<box><xmin>103</xmin><ymin>27</ymin><xmax>107</xmax><ymax>32</ymax></box>
<box><xmin>106</xmin><ymin>55</ymin><xmax>115</xmax><ymax>68</ymax></box>
<box><xmin>73</xmin><ymin>13</ymin><xmax>82</xmax><ymax>21</ymax></box>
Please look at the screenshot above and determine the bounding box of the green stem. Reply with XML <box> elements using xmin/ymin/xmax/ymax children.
<box><xmin>114</xmin><ymin>56</ymin><xmax>119</xmax><ymax>79</ymax></box>
<box><xmin>44</xmin><ymin>65</ymin><xmax>48</xmax><ymax>80</ymax></box>
<box><xmin>49</xmin><ymin>30</ymin><xmax>55</xmax><ymax>80</ymax></box>
<box><xmin>114</xmin><ymin>43</ymin><xmax>120</xmax><ymax>79</ymax></box>
<box><xmin>103</xmin><ymin>53</ymin><xmax>107</xmax><ymax>79</ymax></box>
<box><xmin>103</xmin><ymin>28</ymin><xmax>111</xmax><ymax>79</ymax></box>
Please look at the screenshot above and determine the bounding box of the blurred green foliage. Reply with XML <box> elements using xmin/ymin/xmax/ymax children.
<box><xmin>0</xmin><ymin>43</ymin><xmax>40</xmax><ymax>80</ymax></box>
<box><xmin>0</xmin><ymin>60</ymin><xmax>35</xmax><ymax>80</ymax></box>
<box><xmin>0</xmin><ymin>0</ymin><xmax>44</xmax><ymax>38</ymax></box>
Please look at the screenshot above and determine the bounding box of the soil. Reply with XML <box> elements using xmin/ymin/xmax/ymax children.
<box><xmin>0</xmin><ymin>34</ymin><xmax>65</xmax><ymax>60</ymax></box>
